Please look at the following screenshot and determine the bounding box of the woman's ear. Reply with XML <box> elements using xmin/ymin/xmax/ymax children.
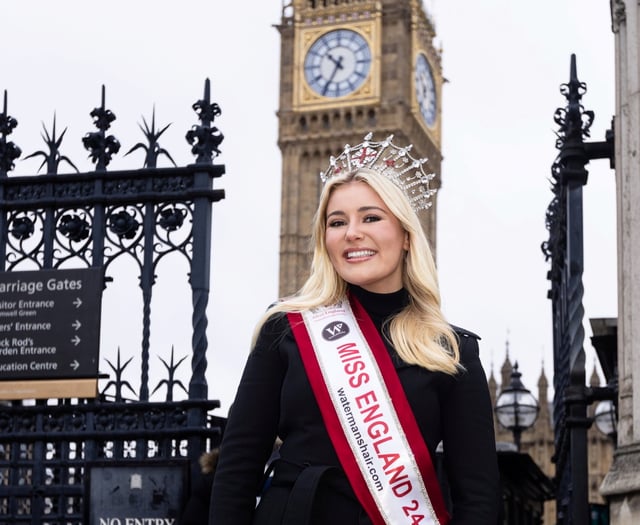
<box><xmin>403</xmin><ymin>231</ymin><xmax>410</xmax><ymax>251</ymax></box>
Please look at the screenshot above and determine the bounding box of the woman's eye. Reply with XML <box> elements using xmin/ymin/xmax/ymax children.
<box><xmin>327</xmin><ymin>219</ymin><xmax>346</xmax><ymax>228</ymax></box>
<box><xmin>364</xmin><ymin>215</ymin><xmax>381</xmax><ymax>223</ymax></box>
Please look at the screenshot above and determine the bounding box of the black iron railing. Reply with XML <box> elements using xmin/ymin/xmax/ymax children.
<box><xmin>0</xmin><ymin>79</ymin><xmax>225</xmax><ymax>523</ymax></box>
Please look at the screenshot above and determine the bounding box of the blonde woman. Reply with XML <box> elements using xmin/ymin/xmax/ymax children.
<box><xmin>210</xmin><ymin>135</ymin><xmax>500</xmax><ymax>524</ymax></box>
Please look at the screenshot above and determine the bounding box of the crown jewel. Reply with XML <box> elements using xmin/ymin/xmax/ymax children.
<box><xmin>319</xmin><ymin>132</ymin><xmax>437</xmax><ymax>212</ymax></box>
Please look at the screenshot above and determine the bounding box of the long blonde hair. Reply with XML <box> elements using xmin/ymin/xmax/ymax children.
<box><xmin>254</xmin><ymin>168</ymin><xmax>460</xmax><ymax>374</ymax></box>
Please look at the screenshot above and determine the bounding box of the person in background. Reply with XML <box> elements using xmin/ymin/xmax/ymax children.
<box><xmin>209</xmin><ymin>133</ymin><xmax>500</xmax><ymax>524</ymax></box>
<box><xmin>181</xmin><ymin>449</ymin><xmax>218</xmax><ymax>525</ymax></box>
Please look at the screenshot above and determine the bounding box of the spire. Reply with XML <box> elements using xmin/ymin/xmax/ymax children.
<box><xmin>538</xmin><ymin>360</ymin><xmax>549</xmax><ymax>409</ymax></box>
<box><xmin>538</xmin><ymin>359</ymin><xmax>549</xmax><ymax>391</ymax></box>
<box><xmin>500</xmin><ymin>336</ymin><xmax>513</xmax><ymax>392</ymax></box>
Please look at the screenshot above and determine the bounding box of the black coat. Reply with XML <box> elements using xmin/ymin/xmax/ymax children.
<box><xmin>209</xmin><ymin>286</ymin><xmax>500</xmax><ymax>524</ymax></box>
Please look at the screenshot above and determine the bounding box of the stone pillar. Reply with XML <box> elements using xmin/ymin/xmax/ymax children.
<box><xmin>600</xmin><ymin>1</ymin><xmax>640</xmax><ymax>522</ymax></box>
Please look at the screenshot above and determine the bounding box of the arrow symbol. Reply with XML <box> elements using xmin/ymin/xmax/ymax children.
<box><xmin>73</xmin><ymin>297</ymin><xmax>82</xmax><ymax>308</ymax></box>
<box><xmin>72</xmin><ymin>320</ymin><xmax>82</xmax><ymax>330</ymax></box>
<box><xmin>70</xmin><ymin>360</ymin><xmax>80</xmax><ymax>370</ymax></box>
<box><xmin>71</xmin><ymin>335</ymin><xmax>81</xmax><ymax>346</ymax></box>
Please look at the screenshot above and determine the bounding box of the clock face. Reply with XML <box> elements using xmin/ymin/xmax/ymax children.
<box><xmin>304</xmin><ymin>29</ymin><xmax>372</xmax><ymax>98</ymax></box>
<box><xmin>415</xmin><ymin>53</ymin><xmax>437</xmax><ymax>127</ymax></box>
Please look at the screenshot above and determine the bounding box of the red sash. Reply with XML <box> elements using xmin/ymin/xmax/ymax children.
<box><xmin>287</xmin><ymin>293</ymin><xmax>450</xmax><ymax>524</ymax></box>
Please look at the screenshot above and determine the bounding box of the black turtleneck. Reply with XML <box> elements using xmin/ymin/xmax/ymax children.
<box><xmin>348</xmin><ymin>284</ymin><xmax>408</xmax><ymax>326</ymax></box>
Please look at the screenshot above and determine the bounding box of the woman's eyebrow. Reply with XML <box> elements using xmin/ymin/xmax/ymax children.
<box><xmin>358</xmin><ymin>205</ymin><xmax>386</xmax><ymax>213</ymax></box>
<box><xmin>327</xmin><ymin>206</ymin><xmax>386</xmax><ymax>218</ymax></box>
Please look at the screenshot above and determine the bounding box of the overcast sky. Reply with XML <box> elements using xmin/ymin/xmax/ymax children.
<box><xmin>3</xmin><ymin>1</ymin><xmax>616</xmax><ymax>416</ymax></box>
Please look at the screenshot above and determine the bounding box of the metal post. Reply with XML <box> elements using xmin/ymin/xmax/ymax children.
<box><xmin>513</xmin><ymin>428</ymin><xmax>522</xmax><ymax>452</ymax></box>
<box><xmin>186</xmin><ymin>78</ymin><xmax>225</xmax><ymax>401</ymax></box>
<box><xmin>543</xmin><ymin>54</ymin><xmax>615</xmax><ymax>524</ymax></box>
<box><xmin>562</xmin><ymin>58</ymin><xmax>589</xmax><ymax>522</ymax></box>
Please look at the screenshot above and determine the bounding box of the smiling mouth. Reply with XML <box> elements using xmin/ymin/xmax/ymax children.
<box><xmin>346</xmin><ymin>250</ymin><xmax>375</xmax><ymax>259</ymax></box>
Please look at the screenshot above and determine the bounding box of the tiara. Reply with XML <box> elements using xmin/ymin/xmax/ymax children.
<box><xmin>319</xmin><ymin>132</ymin><xmax>437</xmax><ymax>212</ymax></box>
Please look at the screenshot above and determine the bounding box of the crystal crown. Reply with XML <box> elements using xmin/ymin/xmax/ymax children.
<box><xmin>319</xmin><ymin>132</ymin><xmax>436</xmax><ymax>212</ymax></box>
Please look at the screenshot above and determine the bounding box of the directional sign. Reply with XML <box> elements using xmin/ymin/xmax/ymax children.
<box><xmin>0</xmin><ymin>268</ymin><xmax>104</xmax><ymax>381</ymax></box>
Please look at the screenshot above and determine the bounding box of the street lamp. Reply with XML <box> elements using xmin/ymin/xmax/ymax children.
<box><xmin>495</xmin><ymin>362</ymin><xmax>539</xmax><ymax>451</ymax></box>
<box><xmin>594</xmin><ymin>399</ymin><xmax>617</xmax><ymax>441</ymax></box>
<box><xmin>590</xmin><ymin>318</ymin><xmax>618</xmax><ymax>444</ymax></box>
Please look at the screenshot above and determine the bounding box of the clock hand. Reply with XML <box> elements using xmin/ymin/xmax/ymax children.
<box><xmin>327</xmin><ymin>52</ymin><xmax>344</xmax><ymax>68</ymax></box>
<box><xmin>323</xmin><ymin>54</ymin><xmax>344</xmax><ymax>96</ymax></box>
<box><xmin>417</xmin><ymin>75</ymin><xmax>427</xmax><ymax>95</ymax></box>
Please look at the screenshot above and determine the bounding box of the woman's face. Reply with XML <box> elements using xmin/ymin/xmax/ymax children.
<box><xmin>325</xmin><ymin>181</ymin><xmax>409</xmax><ymax>294</ymax></box>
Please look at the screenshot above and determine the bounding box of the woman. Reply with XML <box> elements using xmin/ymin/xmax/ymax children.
<box><xmin>209</xmin><ymin>134</ymin><xmax>500</xmax><ymax>524</ymax></box>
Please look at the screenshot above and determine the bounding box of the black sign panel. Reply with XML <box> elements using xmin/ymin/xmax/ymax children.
<box><xmin>86</xmin><ymin>461</ymin><xmax>187</xmax><ymax>524</ymax></box>
<box><xmin>0</xmin><ymin>268</ymin><xmax>103</xmax><ymax>380</ymax></box>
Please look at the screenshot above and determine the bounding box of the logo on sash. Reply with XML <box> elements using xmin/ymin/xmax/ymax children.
<box><xmin>322</xmin><ymin>321</ymin><xmax>350</xmax><ymax>341</ymax></box>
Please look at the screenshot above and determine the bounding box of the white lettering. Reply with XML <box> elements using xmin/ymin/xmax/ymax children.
<box><xmin>29</xmin><ymin>361</ymin><xmax>57</xmax><ymax>371</ymax></box>
<box><xmin>47</xmin><ymin>277</ymin><xmax>82</xmax><ymax>291</ymax></box>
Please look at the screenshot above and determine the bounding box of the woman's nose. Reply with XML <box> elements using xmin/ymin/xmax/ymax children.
<box><xmin>345</xmin><ymin>223</ymin><xmax>363</xmax><ymax>240</ymax></box>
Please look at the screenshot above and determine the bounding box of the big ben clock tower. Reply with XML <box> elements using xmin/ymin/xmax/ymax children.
<box><xmin>276</xmin><ymin>0</ymin><xmax>443</xmax><ymax>295</ymax></box>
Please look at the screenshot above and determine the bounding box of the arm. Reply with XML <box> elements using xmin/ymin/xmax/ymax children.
<box><xmin>442</xmin><ymin>334</ymin><xmax>501</xmax><ymax>524</ymax></box>
<box><xmin>209</xmin><ymin>315</ymin><xmax>286</xmax><ymax>525</ymax></box>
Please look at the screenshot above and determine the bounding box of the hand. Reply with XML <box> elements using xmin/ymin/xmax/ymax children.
<box><xmin>322</xmin><ymin>53</ymin><xmax>344</xmax><ymax>95</ymax></box>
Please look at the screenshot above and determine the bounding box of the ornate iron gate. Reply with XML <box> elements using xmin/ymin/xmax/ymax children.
<box><xmin>542</xmin><ymin>55</ymin><xmax>614</xmax><ymax>525</ymax></box>
<box><xmin>0</xmin><ymin>80</ymin><xmax>225</xmax><ymax>523</ymax></box>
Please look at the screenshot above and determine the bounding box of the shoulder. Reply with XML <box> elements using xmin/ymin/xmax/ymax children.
<box><xmin>450</xmin><ymin>325</ymin><xmax>482</xmax><ymax>365</ymax></box>
<box><xmin>261</xmin><ymin>310</ymin><xmax>291</xmax><ymax>335</ymax></box>
<box><xmin>251</xmin><ymin>303</ymin><xmax>292</xmax><ymax>350</ymax></box>
<box><xmin>450</xmin><ymin>324</ymin><xmax>481</xmax><ymax>341</ymax></box>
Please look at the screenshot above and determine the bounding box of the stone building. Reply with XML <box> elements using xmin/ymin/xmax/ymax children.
<box><xmin>599</xmin><ymin>2</ymin><xmax>640</xmax><ymax>524</ymax></box>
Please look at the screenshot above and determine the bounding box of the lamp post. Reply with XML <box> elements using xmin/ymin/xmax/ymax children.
<box><xmin>594</xmin><ymin>399</ymin><xmax>617</xmax><ymax>441</ymax></box>
<box><xmin>590</xmin><ymin>317</ymin><xmax>618</xmax><ymax>447</ymax></box>
<box><xmin>495</xmin><ymin>362</ymin><xmax>540</xmax><ymax>451</ymax></box>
